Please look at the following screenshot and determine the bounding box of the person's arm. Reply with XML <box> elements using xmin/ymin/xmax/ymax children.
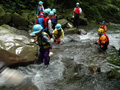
<box><xmin>36</xmin><ymin>6</ymin><xmax>39</xmax><ymax>16</ymax></box>
<box><xmin>61</xmin><ymin>30</ymin><xmax>64</xmax><ymax>39</ymax></box>
<box><xmin>104</xmin><ymin>25</ymin><xmax>107</xmax><ymax>32</ymax></box>
<box><xmin>79</xmin><ymin>8</ymin><xmax>82</xmax><ymax>13</ymax></box>
<box><xmin>73</xmin><ymin>8</ymin><xmax>75</xmax><ymax>16</ymax></box>
<box><xmin>48</xmin><ymin>20</ymin><xmax>53</xmax><ymax>33</ymax></box>
<box><xmin>42</xmin><ymin>5</ymin><xmax>44</xmax><ymax>11</ymax></box>
<box><xmin>43</xmin><ymin>35</ymin><xmax>52</xmax><ymax>49</ymax></box>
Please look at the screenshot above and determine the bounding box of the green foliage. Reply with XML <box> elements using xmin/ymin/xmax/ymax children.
<box><xmin>0</xmin><ymin>0</ymin><xmax>120</xmax><ymax>23</ymax></box>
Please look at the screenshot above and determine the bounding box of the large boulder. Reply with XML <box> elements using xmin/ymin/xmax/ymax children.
<box><xmin>58</xmin><ymin>19</ymin><xmax>68</xmax><ymax>28</ymax></box>
<box><xmin>11</xmin><ymin>12</ymin><xmax>29</xmax><ymax>30</ymax></box>
<box><xmin>0</xmin><ymin>25</ymin><xmax>37</xmax><ymax>65</ymax></box>
<box><xmin>0</xmin><ymin>6</ymin><xmax>12</xmax><ymax>25</ymax></box>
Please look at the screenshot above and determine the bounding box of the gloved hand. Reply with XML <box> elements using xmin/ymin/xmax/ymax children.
<box><xmin>49</xmin><ymin>49</ymin><xmax>53</xmax><ymax>57</ymax></box>
<box><xmin>49</xmin><ymin>52</ymin><xmax>53</xmax><ymax>57</ymax></box>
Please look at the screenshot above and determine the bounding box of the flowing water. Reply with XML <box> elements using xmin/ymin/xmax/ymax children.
<box><xmin>0</xmin><ymin>25</ymin><xmax>120</xmax><ymax>90</ymax></box>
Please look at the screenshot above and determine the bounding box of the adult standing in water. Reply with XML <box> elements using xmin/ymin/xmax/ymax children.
<box><xmin>73</xmin><ymin>2</ymin><xmax>82</xmax><ymax>29</ymax></box>
<box><xmin>32</xmin><ymin>24</ymin><xmax>53</xmax><ymax>66</ymax></box>
<box><xmin>36</xmin><ymin>1</ymin><xmax>44</xmax><ymax>17</ymax></box>
<box><xmin>99</xmin><ymin>21</ymin><xmax>107</xmax><ymax>34</ymax></box>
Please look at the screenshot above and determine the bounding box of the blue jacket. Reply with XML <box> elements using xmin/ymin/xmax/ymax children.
<box><xmin>37</xmin><ymin>17</ymin><xmax>44</xmax><ymax>28</ymax></box>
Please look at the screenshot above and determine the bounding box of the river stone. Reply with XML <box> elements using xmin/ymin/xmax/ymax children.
<box><xmin>0</xmin><ymin>25</ymin><xmax>37</xmax><ymax>63</ymax></box>
<box><xmin>11</xmin><ymin>12</ymin><xmax>29</xmax><ymax>30</ymax></box>
<box><xmin>64</xmin><ymin>28</ymin><xmax>78</xmax><ymax>34</ymax></box>
<box><xmin>58</xmin><ymin>19</ymin><xmax>68</xmax><ymax>28</ymax></box>
<box><xmin>78</xmin><ymin>29</ymin><xmax>87</xmax><ymax>35</ymax></box>
<box><xmin>0</xmin><ymin>85</ymin><xmax>38</xmax><ymax>90</ymax></box>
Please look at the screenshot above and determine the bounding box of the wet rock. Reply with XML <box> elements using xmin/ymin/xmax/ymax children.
<box><xmin>78</xmin><ymin>29</ymin><xmax>87</xmax><ymax>35</ymax></box>
<box><xmin>0</xmin><ymin>84</ymin><xmax>38</xmax><ymax>90</ymax></box>
<box><xmin>11</xmin><ymin>12</ymin><xmax>29</xmax><ymax>30</ymax></box>
<box><xmin>67</xmin><ymin>22</ymin><xmax>73</xmax><ymax>28</ymax></box>
<box><xmin>64</xmin><ymin>28</ymin><xmax>78</xmax><ymax>34</ymax></box>
<box><xmin>58</xmin><ymin>19</ymin><xmax>68</xmax><ymax>28</ymax></box>
<box><xmin>88</xmin><ymin>65</ymin><xmax>101</xmax><ymax>74</ymax></box>
<box><xmin>0</xmin><ymin>25</ymin><xmax>37</xmax><ymax>64</ymax></box>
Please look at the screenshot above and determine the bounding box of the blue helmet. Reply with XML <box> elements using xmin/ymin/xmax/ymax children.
<box><xmin>76</xmin><ymin>2</ymin><xmax>79</xmax><ymax>5</ymax></box>
<box><xmin>49</xmin><ymin>11</ymin><xmax>54</xmax><ymax>16</ymax></box>
<box><xmin>52</xmin><ymin>9</ymin><xmax>56</xmax><ymax>13</ymax></box>
<box><xmin>43</xmin><ymin>9</ymin><xmax>48</xmax><ymax>14</ymax></box>
<box><xmin>47</xmin><ymin>8</ymin><xmax>51</xmax><ymax>15</ymax></box>
<box><xmin>56</xmin><ymin>24</ymin><xmax>62</xmax><ymax>30</ymax></box>
<box><xmin>38</xmin><ymin>1</ymin><xmax>43</xmax><ymax>5</ymax></box>
<box><xmin>32</xmin><ymin>24</ymin><xmax>43</xmax><ymax>34</ymax></box>
<box><xmin>102</xmin><ymin>21</ymin><xmax>105</xmax><ymax>24</ymax></box>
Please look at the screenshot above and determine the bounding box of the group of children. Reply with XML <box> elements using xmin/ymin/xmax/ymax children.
<box><xmin>33</xmin><ymin>1</ymin><xmax>111</xmax><ymax>66</ymax></box>
<box><xmin>32</xmin><ymin>1</ymin><xmax>64</xmax><ymax>66</ymax></box>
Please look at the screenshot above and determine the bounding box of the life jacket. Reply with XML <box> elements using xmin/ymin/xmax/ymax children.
<box><xmin>74</xmin><ymin>7</ymin><xmax>80</xmax><ymax>14</ymax></box>
<box><xmin>37</xmin><ymin>32</ymin><xmax>50</xmax><ymax>49</ymax></box>
<box><xmin>99</xmin><ymin>34</ymin><xmax>109</xmax><ymax>46</ymax></box>
<box><xmin>54</xmin><ymin>29</ymin><xmax>62</xmax><ymax>39</ymax></box>
<box><xmin>36</xmin><ymin>12</ymin><xmax>44</xmax><ymax>24</ymax></box>
<box><xmin>100</xmin><ymin>25</ymin><xmax>107</xmax><ymax>32</ymax></box>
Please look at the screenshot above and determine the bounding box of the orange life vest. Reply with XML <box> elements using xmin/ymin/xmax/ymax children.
<box><xmin>99</xmin><ymin>34</ymin><xmax>109</xmax><ymax>46</ymax></box>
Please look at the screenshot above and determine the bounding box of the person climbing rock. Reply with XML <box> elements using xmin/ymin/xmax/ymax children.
<box><xmin>99</xmin><ymin>21</ymin><xmax>107</xmax><ymax>34</ymax></box>
<box><xmin>32</xmin><ymin>24</ymin><xmax>53</xmax><ymax>66</ymax></box>
<box><xmin>52</xmin><ymin>9</ymin><xmax>57</xmax><ymax>29</ymax></box>
<box><xmin>96</xmin><ymin>28</ymin><xmax>109</xmax><ymax>51</ymax></box>
<box><xmin>73</xmin><ymin>2</ymin><xmax>82</xmax><ymax>29</ymax></box>
<box><xmin>36</xmin><ymin>1</ymin><xmax>44</xmax><ymax>17</ymax></box>
<box><xmin>52</xmin><ymin>24</ymin><xmax>64</xmax><ymax>44</ymax></box>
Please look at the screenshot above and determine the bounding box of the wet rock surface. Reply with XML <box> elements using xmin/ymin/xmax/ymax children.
<box><xmin>0</xmin><ymin>25</ymin><xmax>37</xmax><ymax>66</ymax></box>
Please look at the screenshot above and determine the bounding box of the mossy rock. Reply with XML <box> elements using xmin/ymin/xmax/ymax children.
<box><xmin>0</xmin><ymin>12</ymin><xmax>12</xmax><ymax>25</ymax></box>
<box><xmin>0</xmin><ymin>6</ymin><xmax>12</xmax><ymax>25</ymax></box>
<box><xmin>11</xmin><ymin>12</ymin><xmax>29</xmax><ymax>30</ymax></box>
<box><xmin>58</xmin><ymin>19</ymin><xmax>68</xmax><ymax>28</ymax></box>
<box><xmin>64</xmin><ymin>28</ymin><xmax>78</xmax><ymax>34</ymax></box>
<box><xmin>0</xmin><ymin>6</ymin><xmax>5</xmax><ymax>17</ymax></box>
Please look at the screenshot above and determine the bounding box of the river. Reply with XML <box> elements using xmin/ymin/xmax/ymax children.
<box><xmin>1</xmin><ymin>24</ymin><xmax>120</xmax><ymax>90</ymax></box>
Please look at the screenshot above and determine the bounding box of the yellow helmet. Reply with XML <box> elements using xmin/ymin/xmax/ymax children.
<box><xmin>98</xmin><ymin>28</ymin><xmax>104</xmax><ymax>34</ymax></box>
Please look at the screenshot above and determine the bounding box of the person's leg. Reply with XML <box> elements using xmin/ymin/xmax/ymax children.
<box><xmin>44</xmin><ymin>48</ymin><xmax>50</xmax><ymax>66</ymax></box>
<box><xmin>76</xmin><ymin>15</ymin><xmax>79</xmax><ymax>29</ymax></box>
<box><xmin>38</xmin><ymin>48</ymin><xmax>44</xmax><ymax>64</ymax></box>
<box><xmin>57</xmin><ymin>38</ymin><xmax>61</xmax><ymax>44</ymax></box>
<box><xmin>54</xmin><ymin>39</ymin><xmax>56</xmax><ymax>43</ymax></box>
